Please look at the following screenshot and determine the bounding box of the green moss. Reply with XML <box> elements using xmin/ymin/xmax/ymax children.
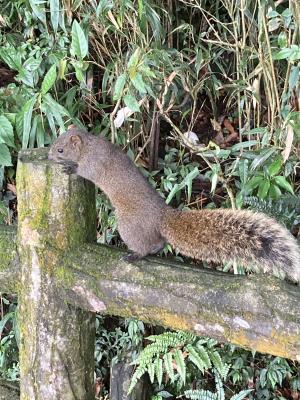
<box><xmin>0</xmin><ymin>226</ymin><xmax>17</xmax><ymax>270</ymax></box>
<box><xmin>55</xmin><ymin>264</ymin><xmax>76</xmax><ymax>287</ymax></box>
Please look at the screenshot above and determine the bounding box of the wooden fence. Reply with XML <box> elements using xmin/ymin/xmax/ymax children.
<box><xmin>0</xmin><ymin>148</ymin><xmax>299</xmax><ymax>399</ymax></box>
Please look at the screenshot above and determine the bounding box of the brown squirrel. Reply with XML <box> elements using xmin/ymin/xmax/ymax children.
<box><xmin>48</xmin><ymin>128</ymin><xmax>300</xmax><ymax>282</ymax></box>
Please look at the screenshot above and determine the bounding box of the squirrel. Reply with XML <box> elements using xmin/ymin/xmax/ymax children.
<box><xmin>48</xmin><ymin>128</ymin><xmax>300</xmax><ymax>282</ymax></box>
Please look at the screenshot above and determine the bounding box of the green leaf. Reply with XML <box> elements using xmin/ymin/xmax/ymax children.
<box><xmin>43</xmin><ymin>93</ymin><xmax>70</xmax><ymax>117</ymax></box>
<box><xmin>41</xmin><ymin>64</ymin><xmax>57</xmax><ymax>95</ymax></box>
<box><xmin>29</xmin><ymin>114</ymin><xmax>38</xmax><ymax>148</ymax></box>
<box><xmin>195</xmin><ymin>344</ymin><xmax>211</xmax><ymax>369</ymax></box>
<box><xmin>231</xmin><ymin>389</ymin><xmax>253</xmax><ymax>400</ymax></box>
<box><xmin>273</xmin><ymin>45</ymin><xmax>300</xmax><ymax>61</ymax></box>
<box><xmin>127</xmin><ymin>48</ymin><xmax>141</xmax><ymax>79</ymax></box>
<box><xmin>0</xmin><ymin>311</ymin><xmax>15</xmax><ymax>336</ymax></box>
<box><xmin>43</xmin><ymin>94</ymin><xmax>67</xmax><ymax>132</ymax></box>
<box><xmin>0</xmin><ymin>144</ymin><xmax>12</xmax><ymax>166</ymax></box>
<box><xmin>244</xmin><ymin>176</ymin><xmax>264</xmax><ymax>192</ymax></box>
<box><xmin>74</xmin><ymin>65</ymin><xmax>85</xmax><ymax>82</ymax></box>
<box><xmin>155</xmin><ymin>357</ymin><xmax>163</xmax><ymax>386</ymax></box>
<box><xmin>71</xmin><ymin>20</ymin><xmax>88</xmax><ymax>59</ymax></box>
<box><xmin>132</xmin><ymin>72</ymin><xmax>147</xmax><ymax>94</ymax></box>
<box><xmin>231</xmin><ymin>140</ymin><xmax>258</xmax><ymax>151</ymax></box>
<box><xmin>173</xmin><ymin>349</ymin><xmax>186</xmax><ymax>384</ymax></box>
<box><xmin>289</xmin><ymin>65</ymin><xmax>299</xmax><ymax>92</ymax></box>
<box><xmin>0</xmin><ymin>47</ymin><xmax>22</xmax><ymax>71</ymax></box>
<box><xmin>209</xmin><ymin>350</ymin><xmax>225</xmax><ymax>378</ymax></box>
<box><xmin>36</xmin><ymin>115</ymin><xmax>45</xmax><ymax>147</ymax></box>
<box><xmin>96</xmin><ymin>0</ymin><xmax>114</xmax><ymax>17</ymax></box>
<box><xmin>163</xmin><ymin>352</ymin><xmax>175</xmax><ymax>383</ymax></box>
<box><xmin>113</xmin><ymin>74</ymin><xmax>127</xmax><ymax>101</ymax></box>
<box><xmin>50</xmin><ymin>0</ymin><xmax>60</xmax><ymax>32</ymax></box>
<box><xmin>123</xmin><ymin>94</ymin><xmax>140</xmax><ymax>112</ymax></box>
<box><xmin>58</xmin><ymin>59</ymin><xmax>67</xmax><ymax>80</ymax></box>
<box><xmin>0</xmin><ymin>115</ymin><xmax>15</xmax><ymax>148</ymax></box>
<box><xmin>211</xmin><ymin>172</ymin><xmax>218</xmax><ymax>193</ymax></box>
<box><xmin>29</xmin><ymin>0</ymin><xmax>46</xmax><ymax>24</ymax></box>
<box><xmin>267</xmin><ymin>158</ymin><xmax>282</xmax><ymax>177</ymax></box>
<box><xmin>251</xmin><ymin>148</ymin><xmax>276</xmax><ymax>170</ymax></box>
<box><xmin>186</xmin><ymin>344</ymin><xmax>206</xmax><ymax>373</ymax></box>
<box><xmin>148</xmin><ymin>362</ymin><xmax>155</xmax><ymax>383</ymax></box>
<box><xmin>278</xmin><ymin>32</ymin><xmax>287</xmax><ymax>48</ymax></box>
<box><xmin>258</xmin><ymin>180</ymin><xmax>270</xmax><ymax>199</ymax></box>
<box><xmin>273</xmin><ymin>176</ymin><xmax>294</xmax><ymax>194</ymax></box>
<box><xmin>22</xmin><ymin>95</ymin><xmax>38</xmax><ymax>149</ymax></box>
<box><xmin>268</xmin><ymin>184</ymin><xmax>281</xmax><ymax>199</ymax></box>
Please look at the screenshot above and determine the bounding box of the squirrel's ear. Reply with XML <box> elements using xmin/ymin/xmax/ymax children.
<box><xmin>70</xmin><ymin>134</ymin><xmax>82</xmax><ymax>148</ymax></box>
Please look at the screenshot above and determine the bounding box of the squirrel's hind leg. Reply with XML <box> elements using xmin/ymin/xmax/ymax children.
<box><xmin>121</xmin><ymin>252</ymin><xmax>142</xmax><ymax>262</ymax></box>
<box><xmin>121</xmin><ymin>242</ymin><xmax>165</xmax><ymax>263</ymax></box>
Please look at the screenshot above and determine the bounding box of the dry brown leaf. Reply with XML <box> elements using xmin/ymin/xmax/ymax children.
<box><xmin>166</xmin><ymin>71</ymin><xmax>177</xmax><ymax>86</ymax></box>
<box><xmin>282</xmin><ymin>124</ymin><xmax>294</xmax><ymax>163</ymax></box>
<box><xmin>107</xmin><ymin>10</ymin><xmax>119</xmax><ymax>29</ymax></box>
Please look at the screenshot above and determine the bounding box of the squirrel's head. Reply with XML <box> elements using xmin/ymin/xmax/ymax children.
<box><xmin>48</xmin><ymin>128</ymin><xmax>85</xmax><ymax>163</ymax></box>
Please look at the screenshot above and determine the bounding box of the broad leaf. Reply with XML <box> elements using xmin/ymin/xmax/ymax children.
<box><xmin>273</xmin><ymin>45</ymin><xmax>300</xmax><ymax>61</ymax></box>
<box><xmin>50</xmin><ymin>0</ymin><xmax>60</xmax><ymax>33</ymax></box>
<box><xmin>41</xmin><ymin>64</ymin><xmax>57</xmax><ymax>94</ymax></box>
<box><xmin>113</xmin><ymin>74</ymin><xmax>127</xmax><ymax>100</ymax></box>
<box><xmin>0</xmin><ymin>144</ymin><xmax>12</xmax><ymax>166</ymax></box>
<box><xmin>173</xmin><ymin>349</ymin><xmax>186</xmax><ymax>384</ymax></box>
<box><xmin>123</xmin><ymin>94</ymin><xmax>140</xmax><ymax>112</ymax></box>
<box><xmin>22</xmin><ymin>95</ymin><xmax>38</xmax><ymax>149</ymax></box>
<box><xmin>71</xmin><ymin>20</ymin><xmax>88</xmax><ymax>59</ymax></box>
<box><xmin>258</xmin><ymin>180</ymin><xmax>270</xmax><ymax>199</ymax></box>
<box><xmin>0</xmin><ymin>115</ymin><xmax>15</xmax><ymax>148</ymax></box>
<box><xmin>273</xmin><ymin>176</ymin><xmax>294</xmax><ymax>194</ymax></box>
<box><xmin>267</xmin><ymin>158</ymin><xmax>282</xmax><ymax>177</ymax></box>
<box><xmin>132</xmin><ymin>72</ymin><xmax>147</xmax><ymax>94</ymax></box>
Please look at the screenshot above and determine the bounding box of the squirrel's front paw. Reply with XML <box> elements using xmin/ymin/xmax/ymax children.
<box><xmin>60</xmin><ymin>161</ymin><xmax>78</xmax><ymax>175</ymax></box>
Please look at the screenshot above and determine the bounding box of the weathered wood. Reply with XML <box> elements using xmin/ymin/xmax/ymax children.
<box><xmin>0</xmin><ymin>224</ymin><xmax>300</xmax><ymax>361</ymax></box>
<box><xmin>55</xmin><ymin>244</ymin><xmax>300</xmax><ymax>361</ymax></box>
<box><xmin>110</xmin><ymin>360</ymin><xmax>152</xmax><ymax>400</ymax></box>
<box><xmin>0</xmin><ymin>225</ymin><xmax>19</xmax><ymax>293</ymax></box>
<box><xmin>16</xmin><ymin>148</ymin><xmax>96</xmax><ymax>400</ymax></box>
<box><xmin>110</xmin><ymin>361</ymin><xmax>134</xmax><ymax>400</ymax></box>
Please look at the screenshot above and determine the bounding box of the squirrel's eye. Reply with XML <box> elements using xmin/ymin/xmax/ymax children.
<box><xmin>57</xmin><ymin>148</ymin><xmax>64</xmax><ymax>153</ymax></box>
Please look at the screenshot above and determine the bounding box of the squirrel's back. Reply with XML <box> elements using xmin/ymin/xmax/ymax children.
<box><xmin>161</xmin><ymin>208</ymin><xmax>300</xmax><ymax>282</ymax></box>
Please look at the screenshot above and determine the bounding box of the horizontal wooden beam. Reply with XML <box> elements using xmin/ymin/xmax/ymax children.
<box><xmin>0</xmin><ymin>226</ymin><xmax>300</xmax><ymax>360</ymax></box>
<box><xmin>59</xmin><ymin>243</ymin><xmax>300</xmax><ymax>360</ymax></box>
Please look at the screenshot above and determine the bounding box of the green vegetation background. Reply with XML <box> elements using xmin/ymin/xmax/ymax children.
<box><xmin>0</xmin><ymin>0</ymin><xmax>300</xmax><ymax>398</ymax></box>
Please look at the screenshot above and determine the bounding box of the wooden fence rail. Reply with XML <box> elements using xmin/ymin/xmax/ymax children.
<box><xmin>0</xmin><ymin>148</ymin><xmax>299</xmax><ymax>399</ymax></box>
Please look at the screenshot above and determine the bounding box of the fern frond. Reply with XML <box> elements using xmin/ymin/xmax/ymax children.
<box><xmin>163</xmin><ymin>352</ymin><xmax>175</xmax><ymax>382</ymax></box>
<box><xmin>184</xmin><ymin>389</ymin><xmax>217</xmax><ymax>400</ymax></box>
<box><xmin>230</xmin><ymin>390</ymin><xmax>253</xmax><ymax>400</ymax></box>
<box><xmin>244</xmin><ymin>195</ymin><xmax>300</xmax><ymax>228</ymax></box>
<box><xmin>173</xmin><ymin>348</ymin><xmax>186</xmax><ymax>384</ymax></box>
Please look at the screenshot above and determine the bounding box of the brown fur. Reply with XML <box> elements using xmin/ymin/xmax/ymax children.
<box><xmin>49</xmin><ymin>128</ymin><xmax>300</xmax><ymax>282</ymax></box>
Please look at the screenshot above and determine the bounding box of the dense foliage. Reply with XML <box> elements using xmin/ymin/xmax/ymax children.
<box><xmin>0</xmin><ymin>0</ymin><xmax>299</xmax><ymax>398</ymax></box>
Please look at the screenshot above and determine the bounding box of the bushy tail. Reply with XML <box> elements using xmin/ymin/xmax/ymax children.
<box><xmin>161</xmin><ymin>208</ymin><xmax>300</xmax><ymax>282</ymax></box>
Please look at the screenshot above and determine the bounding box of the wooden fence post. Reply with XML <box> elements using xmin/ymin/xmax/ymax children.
<box><xmin>16</xmin><ymin>148</ymin><xmax>96</xmax><ymax>400</ymax></box>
